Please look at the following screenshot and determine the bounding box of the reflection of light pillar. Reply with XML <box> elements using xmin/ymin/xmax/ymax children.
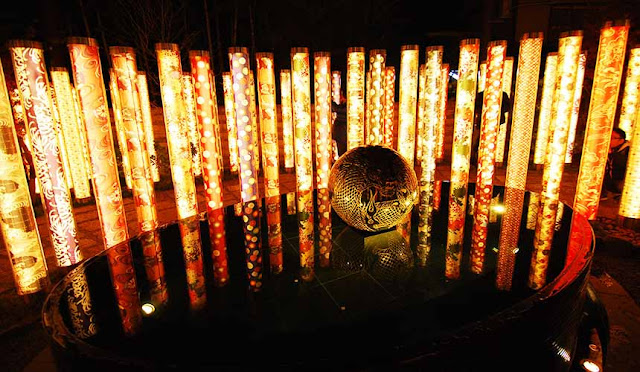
<box><xmin>0</xmin><ymin>62</ymin><xmax>49</xmax><ymax>295</ymax></box>
<box><xmin>280</xmin><ymin>70</ymin><xmax>295</xmax><ymax>170</ymax></box>
<box><xmin>347</xmin><ymin>47</ymin><xmax>365</xmax><ymax>150</ymax></box>
<box><xmin>10</xmin><ymin>40</ymin><xmax>81</xmax><ymax>267</ymax></box>
<box><xmin>50</xmin><ymin>68</ymin><xmax>92</xmax><ymax>200</ymax></box>
<box><xmin>314</xmin><ymin>52</ymin><xmax>333</xmax><ymax>267</ymax></box>
<box><xmin>495</xmin><ymin>57</ymin><xmax>513</xmax><ymax>164</ymax></box>
<box><xmin>533</xmin><ymin>53</ymin><xmax>558</xmax><ymax>165</ymax></box>
<box><xmin>478</xmin><ymin>61</ymin><xmax>486</xmax><ymax>92</ymax></box>
<box><xmin>109</xmin><ymin>69</ymin><xmax>133</xmax><ymax>190</ymax></box>
<box><xmin>189</xmin><ymin>50</ymin><xmax>228</xmax><ymax>285</ymax></box>
<box><xmin>68</xmin><ymin>37</ymin><xmax>129</xmax><ymax>249</ymax></box>
<box><xmin>256</xmin><ymin>52</ymin><xmax>283</xmax><ymax>274</ymax></box>
<box><xmin>332</xmin><ymin>70</ymin><xmax>341</xmax><ymax>105</ymax></box>
<box><xmin>437</xmin><ymin>64</ymin><xmax>449</xmax><ymax>161</ymax></box>
<box><xmin>182</xmin><ymin>74</ymin><xmax>202</xmax><ymax>176</ymax></box>
<box><xmin>505</xmin><ymin>33</ymin><xmax>543</xmax><ymax>191</ymax></box>
<box><xmin>618</xmin><ymin>47</ymin><xmax>640</xmax><ymax>141</ymax></box>
<box><xmin>470</xmin><ymin>40</ymin><xmax>506</xmax><ymax>274</ymax></box>
<box><xmin>383</xmin><ymin>66</ymin><xmax>395</xmax><ymax>148</ymax></box>
<box><xmin>416</xmin><ymin>46</ymin><xmax>442</xmax><ymax>265</ymax></box>
<box><xmin>137</xmin><ymin>72</ymin><xmax>160</xmax><ymax>182</ymax></box>
<box><xmin>496</xmin><ymin>188</ymin><xmax>525</xmax><ymax>291</ymax></box>
<box><xmin>229</xmin><ymin>47</ymin><xmax>263</xmax><ymax>290</ymax></box>
<box><xmin>565</xmin><ymin>52</ymin><xmax>586</xmax><ymax>163</ymax></box>
<box><xmin>292</xmin><ymin>47</ymin><xmax>315</xmax><ymax>280</ymax></box>
<box><xmin>530</xmin><ymin>32</ymin><xmax>583</xmax><ymax>290</ymax></box>
<box><xmin>368</xmin><ymin>50</ymin><xmax>386</xmax><ymax>145</ymax></box>
<box><xmin>446</xmin><ymin>39</ymin><xmax>480</xmax><ymax>280</ymax></box>
<box><xmin>222</xmin><ymin>72</ymin><xmax>239</xmax><ymax>173</ymax></box>
<box><xmin>416</xmin><ymin>64</ymin><xmax>426</xmax><ymax>162</ymax></box>
<box><xmin>398</xmin><ymin>45</ymin><xmax>419</xmax><ymax>165</ymax></box>
<box><xmin>573</xmin><ymin>22</ymin><xmax>629</xmax><ymax>220</ymax></box>
<box><xmin>157</xmin><ymin>43</ymin><xmax>206</xmax><ymax>303</ymax></box>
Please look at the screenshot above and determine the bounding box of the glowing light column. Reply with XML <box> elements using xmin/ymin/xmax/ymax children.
<box><xmin>495</xmin><ymin>57</ymin><xmax>513</xmax><ymax>164</ymax></box>
<box><xmin>109</xmin><ymin>69</ymin><xmax>133</xmax><ymax>190</ymax></box>
<box><xmin>347</xmin><ymin>47</ymin><xmax>365</xmax><ymax>149</ymax></box>
<box><xmin>436</xmin><ymin>64</ymin><xmax>449</xmax><ymax>161</ymax></box>
<box><xmin>332</xmin><ymin>70</ymin><xmax>341</xmax><ymax>104</ymax></box>
<box><xmin>573</xmin><ymin>22</ymin><xmax>629</xmax><ymax>220</ymax></box>
<box><xmin>280</xmin><ymin>70</ymin><xmax>295</xmax><ymax>170</ymax></box>
<box><xmin>416</xmin><ymin>64</ymin><xmax>426</xmax><ymax>162</ymax></box>
<box><xmin>367</xmin><ymin>50</ymin><xmax>386</xmax><ymax>145</ymax></box>
<box><xmin>565</xmin><ymin>52</ymin><xmax>586</xmax><ymax>163</ymax></box>
<box><xmin>496</xmin><ymin>33</ymin><xmax>543</xmax><ymax>290</ymax></box>
<box><xmin>182</xmin><ymin>74</ymin><xmax>202</xmax><ymax>176</ymax></box>
<box><xmin>222</xmin><ymin>72</ymin><xmax>239</xmax><ymax>173</ymax></box>
<box><xmin>137</xmin><ymin>72</ymin><xmax>160</xmax><ymax>182</ymax></box>
<box><xmin>530</xmin><ymin>32</ymin><xmax>583</xmax><ymax>289</ymax></box>
<box><xmin>398</xmin><ymin>45</ymin><xmax>419</xmax><ymax>165</ymax></box>
<box><xmin>189</xmin><ymin>50</ymin><xmax>229</xmax><ymax>285</ymax></box>
<box><xmin>383</xmin><ymin>66</ymin><xmax>395</xmax><ymax>147</ymax></box>
<box><xmin>618</xmin><ymin>47</ymin><xmax>640</xmax><ymax>141</ymax></box>
<box><xmin>533</xmin><ymin>53</ymin><xmax>558</xmax><ymax>165</ymax></box>
<box><xmin>620</xmin><ymin>106</ymin><xmax>640</xmax><ymax>218</ymax></box>
<box><xmin>478</xmin><ymin>61</ymin><xmax>486</xmax><ymax>92</ymax></box>
<box><xmin>416</xmin><ymin>46</ymin><xmax>442</xmax><ymax>265</ymax></box>
<box><xmin>0</xmin><ymin>62</ymin><xmax>49</xmax><ymax>294</ymax></box>
<box><xmin>50</xmin><ymin>68</ymin><xmax>92</xmax><ymax>200</ymax></box>
<box><xmin>256</xmin><ymin>52</ymin><xmax>283</xmax><ymax>274</ymax></box>
<box><xmin>229</xmin><ymin>47</ymin><xmax>263</xmax><ymax>290</ymax></box>
<box><xmin>292</xmin><ymin>47</ymin><xmax>315</xmax><ymax>280</ymax></box>
<box><xmin>446</xmin><ymin>39</ymin><xmax>480</xmax><ymax>279</ymax></box>
<box><xmin>470</xmin><ymin>40</ymin><xmax>507</xmax><ymax>274</ymax></box>
<box><xmin>68</xmin><ymin>37</ymin><xmax>129</xmax><ymax>249</ymax></box>
<box><xmin>9</xmin><ymin>40</ymin><xmax>81</xmax><ymax>267</ymax></box>
<box><xmin>314</xmin><ymin>52</ymin><xmax>333</xmax><ymax>267</ymax></box>
<box><xmin>156</xmin><ymin>43</ymin><xmax>206</xmax><ymax>305</ymax></box>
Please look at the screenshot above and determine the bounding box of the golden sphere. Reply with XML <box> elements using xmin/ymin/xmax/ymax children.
<box><xmin>328</xmin><ymin>146</ymin><xmax>418</xmax><ymax>232</ymax></box>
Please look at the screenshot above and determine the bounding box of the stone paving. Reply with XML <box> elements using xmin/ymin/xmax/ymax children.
<box><xmin>2</xmin><ymin>163</ymin><xmax>640</xmax><ymax>371</ymax></box>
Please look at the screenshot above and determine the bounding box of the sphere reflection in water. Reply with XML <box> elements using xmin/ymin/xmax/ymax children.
<box><xmin>328</xmin><ymin>146</ymin><xmax>418</xmax><ymax>232</ymax></box>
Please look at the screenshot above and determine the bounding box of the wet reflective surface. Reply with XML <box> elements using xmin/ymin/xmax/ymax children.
<box><xmin>44</xmin><ymin>183</ymin><xmax>594</xmax><ymax>371</ymax></box>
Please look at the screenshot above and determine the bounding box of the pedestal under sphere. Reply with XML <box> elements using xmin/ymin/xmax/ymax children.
<box><xmin>328</xmin><ymin>145</ymin><xmax>418</xmax><ymax>232</ymax></box>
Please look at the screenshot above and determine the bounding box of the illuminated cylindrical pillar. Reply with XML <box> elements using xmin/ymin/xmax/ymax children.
<box><xmin>229</xmin><ymin>47</ymin><xmax>263</xmax><ymax>290</ymax></box>
<box><xmin>0</xmin><ymin>62</ymin><xmax>49</xmax><ymax>294</ymax></box>
<box><xmin>292</xmin><ymin>47</ymin><xmax>315</xmax><ymax>280</ymax></box>
<box><xmin>156</xmin><ymin>43</ymin><xmax>206</xmax><ymax>303</ymax></box>
<box><xmin>248</xmin><ymin>71</ymin><xmax>261</xmax><ymax>172</ymax></box>
<box><xmin>182</xmin><ymin>74</ymin><xmax>202</xmax><ymax>176</ymax></box>
<box><xmin>565</xmin><ymin>52</ymin><xmax>587</xmax><ymax>163</ymax></box>
<box><xmin>496</xmin><ymin>187</ymin><xmax>525</xmax><ymax>291</ymax></box>
<box><xmin>367</xmin><ymin>50</ymin><xmax>386</xmax><ymax>145</ymax></box>
<box><xmin>470</xmin><ymin>40</ymin><xmax>507</xmax><ymax>274</ymax></box>
<box><xmin>446</xmin><ymin>39</ymin><xmax>480</xmax><ymax>280</ymax></box>
<box><xmin>109</xmin><ymin>69</ymin><xmax>133</xmax><ymax>190</ymax></box>
<box><xmin>137</xmin><ymin>72</ymin><xmax>160</xmax><ymax>182</ymax></box>
<box><xmin>526</xmin><ymin>192</ymin><xmax>540</xmax><ymax>230</ymax></box>
<box><xmin>416</xmin><ymin>64</ymin><xmax>426</xmax><ymax>162</ymax></box>
<box><xmin>618</xmin><ymin>47</ymin><xmax>640</xmax><ymax>141</ymax></box>
<box><xmin>109</xmin><ymin>47</ymin><xmax>158</xmax><ymax>232</ymax></box>
<box><xmin>383</xmin><ymin>66</ymin><xmax>395</xmax><ymax>148</ymax></box>
<box><xmin>398</xmin><ymin>45</ymin><xmax>419</xmax><ymax>165</ymax></box>
<box><xmin>67</xmin><ymin>37</ymin><xmax>129</xmax><ymax>249</ymax></box>
<box><xmin>530</xmin><ymin>31</ymin><xmax>583</xmax><ymax>289</ymax></box>
<box><xmin>49</xmin><ymin>87</ymin><xmax>73</xmax><ymax>192</ymax></box>
<box><xmin>347</xmin><ymin>47</ymin><xmax>365</xmax><ymax>150</ymax></box>
<box><xmin>504</xmin><ymin>33</ymin><xmax>544</xmax><ymax>191</ymax></box>
<box><xmin>106</xmin><ymin>243</ymin><xmax>142</xmax><ymax>335</ymax></box>
<box><xmin>533</xmin><ymin>53</ymin><xmax>558</xmax><ymax>165</ymax></box>
<box><xmin>620</xmin><ymin>107</ymin><xmax>640</xmax><ymax>218</ymax></box>
<box><xmin>50</xmin><ymin>68</ymin><xmax>92</xmax><ymax>200</ymax></box>
<box><xmin>222</xmin><ymin>72</ymin><xmax>239</xmax><ymax>173</ymax></box>
<box><xmin>495</xmin><ymin>57</ymin><xmax>514</xmax><ymax>164</ymax></box>
<box><xmin>189</xmin><ymin>50</ymin><xmax>229</xmax><ymax>285</ymax></box>
<box><xmin>573</xmin><ymin>22</ymin><xmax>629</xmax><ymax>220</ymax></box>
<box><xmin>416</xmin><ymin>46</ymin><xmax>442</xmax><ymax>265</ymax></box>
<box><xmin>478</xmin><ymin>61</ymin><xmax>486</xmax><ymax>92</ymax></box>
<box><xmin>71</xmin><ymin>87</ymin><xmax>93</xmax><ymax>182</ymax></box>
<box><xmin>10</xmin><ymin>40</ymin><xmax>81</xmax><ymax>266</ymax></box>
<box><xmin>437</xmin><ymin>64</ymin><xmax>449</xmax><ymax>161</ymax></box>
<box><xmin>256</xmin><ymin>52</ymin><xmax>283</xmax><ymax>274</ymax></box>
<box><xmin>332</xmin><ymin>70</ymin><xmax>341</xmax><ymax>104</ymax></box>
<box><xmin>280</xmin><ymin>70</ymin><xmax>295</xmax><ymax>170</ymax></box>
<box><xmin>314</xmin><ymin>52</ymin><xmax>333</xmax><ymax>267</ymax></box>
